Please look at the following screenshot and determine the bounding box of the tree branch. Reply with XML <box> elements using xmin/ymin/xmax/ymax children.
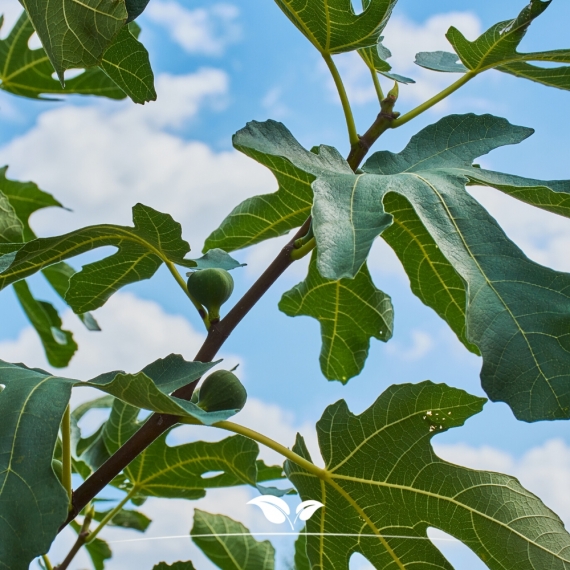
<box><xmin>62</xmin><ymin>115</ymin><xmax>380</xmax><ymax>528</ymax></box>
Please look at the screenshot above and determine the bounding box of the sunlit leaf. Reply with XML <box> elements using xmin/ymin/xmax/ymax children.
<box><xmin>280</xmin><ymin>253</ymin><xmax>393</xmax><ymax>382</ymax></box>
<box><xmin>286</xmin><ymin>381</ymin><xmax>570</xmax><ymax>569</ymax></box>
<box><xmin>0</xmin><ymin>203</ymin><xmax>196</xmax><ymax>313</ymax></box>
<box><xmin>414</xmin><ymin>51</ymin><xmax>468</xmax><ymax>73</ymax></box>
<box><xmin>20</xmin><ymin>0</ymin><xmax>128</xmax><ymax>81</ymax></box>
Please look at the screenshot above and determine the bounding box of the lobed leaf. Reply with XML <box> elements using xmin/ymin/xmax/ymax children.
<box><xmin>103</xmin><ymin>399</ymin><xmax>265</xmax><ymax>499</ymax></box>
<box><xmin>280</xmin><ymin>253</ymin><xmax>393</xmax><ymax>382</ymax></box>
<box><xmin>445</xmin><ymin>0</ymin><xmax>570</xmax><ymax>90</ymax></box>
<box><xmin>274</xmin><ymin>0</ymin><xmax>397</xmax><ymax>56</ymax></box>
<box><xmin>20</xmin><ymin>0</ymin><xmax>128</xmax><ymax>81</ymax></box>
<box><xmin>191</xmin><ymin>510</ymin><xmax>275</xmax><ymax>570</ymax></box>
<box><xmin>204</xmin><ymin>120</ymin><xmax>351</xmax><ymax>253</ymax></box>
<box><xmin>286</xmin><ymin>381</ymin><xmax>570</xmax><ymax>569</ymax></box>
<box><xmin>305</xmin><ymin>113</ymin><xmax>570</xmax><ymax>421</ymax></box>
<box><xmin>0</xmin><ymin>12</ymin><xmax>125</xmax><ymax>101</ymax></box>
<box><xmin>0</xmin><ymin>203</ymin><xmax>195</xmax><ymax>313</ymax></box>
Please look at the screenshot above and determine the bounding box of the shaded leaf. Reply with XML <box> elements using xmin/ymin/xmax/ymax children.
<box><xmin>380</xmin><ymin>192</ymin><xmax>477</xmax><ymax>353</ymax></box>
<box><xmin>280</xmin><ymin>253</ymin><xmax>393</xmax><ymax>382</ymax></box>
<box><xmin>192</xmin><ymin>510</ymin><xmax>275</xmax><ymax>570</ymax></box>
<box><xmin>13</xmin><ymin>280</ymin><xmax>77</xmax><ymax>367</ymax></box>
<box><xmin>99</xmin><ymin>22</ymin><xmax>156</xmax><ymax>104</ymax></box>
<box><xmin>294</xmin><ymin>532</ymin><xmax>310</xmax><ymax>570</ymax></box>
<box><xmin>153</xmin><ymin>563</ymin><xmax>197</xmax><ymax>570</ymax></box>
<box><xmin>93</xmin><ymin>507</ymin><xmax>151</xmax><ymax>532</ymax></box>
<box><xmin>305</xmin><ymin>113</ymin><xmax>570</xmax><ymax>421</ymax></box>
<box><xmin>20</xmin><ymin>0</ymin><xmax>128</xmax><ymax>81</ymax></box>
<box><xmin>204</xmin><ymin>120</ymin><xmax>351</xmax><ymax>253</ymax></box>
<box><xmin>0</xmin><ymin>203</ymin><xmax>195</xmax><ymax>313</ymax></box>
<box><xmin>286</xmin><ymin>381</ymin><xmax>570</xmax><ymax>569</ymax></box>
<box><xmin>446</xmin><ymin>0</ymin><xmax>570</xmax><ymax>90</ymax></box>
<box><xmin>414</xmin><ymin>50</ymin><xmax>468</xmax><ymax>73</ymax></box>
<box><xmin>0</xmin><ymin>363</ymin><xmax>74</xmax><ymax>570</ymax></box>
<box><xmin>126</xmin><ymin>0</ymin><xmax>151</xmax><ymax>23</ymax></box>
<box><xmin>359</xmin><ymin>39</ymin><xmax>415</xmax><ymax>84</ymax></box>
<box><xmin>0</xmin><ymin>12</ymin><xmax>126</xmax><ymax>101</ymax></box>
<box><xmin>103</xmin><ymin>399</ymin><xmax>263</xmax><ymax>499</ymax></box>
<box><xmin>70</xmin><ymin>520</ymin><xmax>112</xmax><ymax>570</ymax></box>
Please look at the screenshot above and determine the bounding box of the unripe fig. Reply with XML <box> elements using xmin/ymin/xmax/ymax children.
<box><xmin>187</xmin><ymin>268</ymin><xmax>234</xmax><ymax>321</ymax></box>
<box><xmin>197</xmin><ymin>370</ymin><xmax>247</xmax><ymax>413</ymax></box>
<box><xmin>52</xmin><ymin>458</ymin><xmax>63</xmax><ymax>483</ymax></box>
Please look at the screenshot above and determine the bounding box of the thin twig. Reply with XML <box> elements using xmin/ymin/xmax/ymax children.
<box><xmin>55</xmin><ymin>506</ymin><xmax>93</xmax><ymax>570</ymax></box>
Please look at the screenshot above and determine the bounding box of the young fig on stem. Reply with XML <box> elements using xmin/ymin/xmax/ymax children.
<box><xmin>187</xmin><ymin>268</ymin><xmax>234</xmax><ymax>322</ymax></box>
<box><xmin>197</xmin><ymin>370</ymin><xmax>247</xmax><ymax>413</ymax></box>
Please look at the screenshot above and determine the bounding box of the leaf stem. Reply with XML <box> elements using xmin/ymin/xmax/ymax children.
<box><xmin>291</xmin><ymin>237</ymin><xmax>316</xmax><ymax>261</ymax></box>
<box><xmin>180</xmin><ymin>417</ymin><xmax>325</xmax><ymax>479</ymax></box>
<box><xmin>41</xmin><ymin>555</ymin><xmax>54</xmax><ymax>570</ymax></box>
<box><xmin>370</xmin><ymin>70</ymin><xmax>384</xmax><ymax>104</ymax></box>
<box><xmin>164</xmin><ymin>260</ymin><xmax>210</xmax><ymax>327</ymax></box>
<box><xmin>323</xmin><ymin>54</ymin><xmax>359</xmax><ymax>146</ymax></box>
<box><xmin>86</xmin><ymin>490</ymin><xmax>133</xmax><ymax>544</ymax></box>
<box><xmin>61</xmin><ymin>405</ymin><xmax>72</xmax><ymax>507</ymax></box>
<box><xmin>391</xmin><ymin>72</ymin><xmax>476</xmax><ymax>128</ymax></box>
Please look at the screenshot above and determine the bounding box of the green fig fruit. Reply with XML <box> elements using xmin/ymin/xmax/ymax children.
<box><xmin>187</xmin><ymin>268</ymin><xmax>234</xmax><ymax>321</ymax></box>
<box><xmin>52</xmin><ymin>458</ymin><xmax>63</xmax><ymax>483</ymax></box>
<box><xmin>197</xmin><ymin>370</ymin><xmax>247</xmax><ymax>413</ymax></box>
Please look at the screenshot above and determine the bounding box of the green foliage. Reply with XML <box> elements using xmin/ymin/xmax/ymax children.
<box><xmin>445</xmin><ymin>0</ymin><xmax>570</xmax><ymax>90</ymax></box>
<box><xmin>69</xmin><ymin>520</ymin><xmax>112</xmax><ymax>570</ymax></box>
<box><xmin>280</xmin><ymin>253</ymin><xmax>393</xmax><ymax>382</ymax></box>
<box><xmin>204</xmin><ymin>120</ymin><xmax>351</xmax><ymax>252</ymax></box>
<box><xmin>153</xmin><ymin>562</ymin><xmax>197</xmax><ymax>570</ymax></box>
<box><xmin>273</xmin><ymin>0</ymin><xmax>397</xmax><ymax>56</ymax></box>
<box><xmin>286</xmin><ymin>381</ymin><xmax>570</xmax><ymax>569</ymax></box>
<box><xmin>2</xmin><ymin>2</ymin><xmax>570</xmax><ymax>569</ymax></box>
<box><xmin>104</xmin><ymin>400</ymin><xmax>268</xmax><ymax>498</ymax></box>
<box><xmin>0</xmin><ymin>12</ymin><xmax>126</xmax><ymax>101</ymax></box>
<box><xmin>191</xmin><ymin>510</ymin><xmax>275</xmax><ymax>570</ymax></box>
<box><xmin>13</xmin><ymin>280</ymin><xmax>78</xmax><ymax>367</ymax></box>
<box><xmin>358</xmin><ymin>39</ymin><xmax>415</xmax><ymax>84</ymax></box>
<box><xmin>0</xmin><ymin>204</ymin><xmax>194</xmax><ymax>312</ymax></box>
<box><xmin>20</xmin><ymin>0</ymin><xmax>128</xmax><ymax>81</ymax></box>
<box><xmin>0</xmin><ymin>362</ymin><xmax>75</xmax><ymax>569</ymax></box>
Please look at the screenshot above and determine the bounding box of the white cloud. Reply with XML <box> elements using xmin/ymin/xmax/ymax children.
<box><xmin>386</xmin><ymin>329</ymin><xmax>434</xmax><ymax>361</ymax></box>
<box><xmin>327</xmin><ymin>12</ymin><xmax>482</xmax><ymax>107</ymax></box>
<box><xmin>0</xmin><ymin>1</ymin><xmax>24</xmax><ymax>39</ymax></box>
<box><xmin>0</xmin><ymin>68</ymin><xmax>275</xmax><ymax>253</ymax></box>
<box><xmin>145</xmin><ymin>1</ymin><xmax>241</xmax><ymax>56</ymax></box>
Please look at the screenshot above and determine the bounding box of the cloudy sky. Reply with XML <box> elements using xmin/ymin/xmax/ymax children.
<box><xmin>1</xmin><ymin>0</ymin><xmax>570</xmax><ymax>568</ymax></box>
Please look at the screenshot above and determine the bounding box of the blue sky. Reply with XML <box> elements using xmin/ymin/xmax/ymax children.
<box><xmin>1</xmin><ymin>0</ymin><xmax>570</xmax><ymax>568</ymax></box>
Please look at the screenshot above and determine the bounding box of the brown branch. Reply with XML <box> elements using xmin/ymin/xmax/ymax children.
<box><xmin>62</xmin><ymin>110</ymin><xmax>387</xmax><ymax>529</ymax></box>
<box><xmin>347</xmin><ymin>93</ymin><xmax>399</xmax><ymax>171</ymax></box>
<box><xmin>55</xmin><ymin>508</ymin><xmax>93</xmax><ymax>570</ymax></box>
